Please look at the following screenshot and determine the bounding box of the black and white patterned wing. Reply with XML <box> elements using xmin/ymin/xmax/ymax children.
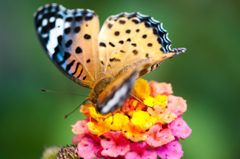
<box><xmin>34</xmin><ymin>4</ymin><xmax>101</xmax><ymax>88</ymax></box>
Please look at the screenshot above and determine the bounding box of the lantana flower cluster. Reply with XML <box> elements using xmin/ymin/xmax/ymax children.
<box><xmin>72</xmin><ymin>79</ymin><xmax>192</xmax><ymax>159</ymax></box>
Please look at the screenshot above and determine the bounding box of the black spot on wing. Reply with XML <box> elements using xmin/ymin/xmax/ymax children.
<box><xmin>126</xmin><ymin>29</ymin><xmax>131</xmax><ymax>34</ymax></box>
<box><xmin>110</xmin><ymin>58</ymin><xmax>121</xmax><ymax>62</ymax></box>
<box><xmin>132</xmin><ymin>19</ymin><xmax>140</xmax><ymax>24</ymax></box>
<box><xmin>66</xmin><ymin>60</ymin><xmax>75</xmax><ymax>72</ymax></box>
<box><xmin>119</xmin><ymin>20</ymin><xmax>126</xmax><ymax>24</ymax></box>
<box><xmin>71</xmin><ymin>62</ymin><xmax>80</xmax><ymax>75</ymax></box>
<box><xmin>132</xmin><ymin>50</ymin><xmax>138</xmax><ymax>55</ymax></box>
<box><xmin>66</xmin><ymin>17</ymin><xmax>73</xmax><ymax>22</ymax></box>
<box><xmin>119</xmin><ymin>40</ymin><xmax>124</xmax><ymax>44</ymax></box>
<box><xmin>146</xmin><ymin>53</ymin><xmax>149</xmax><ymax>58</ymax></box>
<box><xmin>84</xmin><ymin>34</ymin><xmax>91</xmax><ymax>39</ymax></box>
<box><xmin>99</xmin><ymin>42</ymin><xmax>106</xmax><ymax>47</ymax></box>
<box><xmin>75</xmin><ymin>46</ymin><xmax>82</xmax><ymax>54</ymax></box>
<box><xmin>114</xmin><ymin>31</ymin><xmax>120</xmax><ymax>36</ymax></box>
<box><xmin>74</xmin><ymin>26</ymin><xmax>80</xmax><ymax>33</ymax></box>
<box><xmin>64</xmin><ymin>27</ymin><xmax>71</xmax><ymax>34</ymax></box>
<box><xmin>148</xmin><ymin>43</ymin><xmax>152</xmax><ymax>47</ymax></box>
<box><xmin>131</xmin><ymin>43</ymin><xmax>137</xmax><ymax>47</ymax></box>
<box><xmin>75</xmin><ymin>16</ymin><xmax>82</xmax><ymax>21</ymax></box>
<box><xmin>65</xmin><ymin>39</ymin><xmax>72</xmax><ymax>47</ymax></box>
<box><xmin>57</xmin><ymin>35</ymin><xmax>63</xmax><ymax>45</ymax></box>
<box><xmin>77</xmin><ymin>68</ymin><xmax>83</xmax><ymax>78</ymax></box>
<box><xmin>109</xmin><ymin>42</ymin><xmax>115</xmax><ymax>47</ymax></box>
<box><xmin>108</xmin><ymin>23</ymin><xmax>113</xmax><ymax>29</ymax></box>
<box><xmin>85</xmin><ymin>15</ymin><xmax>93</xmax><ymax>21</ymax></box>
<box><xmin>120</xmin><ymin>50</ymin><xmax>125</xmax><ymax>53</ymax></box>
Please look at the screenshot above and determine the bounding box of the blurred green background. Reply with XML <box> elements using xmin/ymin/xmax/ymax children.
<box><xmin>1</xmin><ymin>0</ymin><xmax>239</xmax><ymax>158</ymax></box>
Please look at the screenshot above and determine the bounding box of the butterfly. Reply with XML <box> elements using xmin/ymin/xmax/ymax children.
<box><xmin>34</xmin><ymin>3</ymin><xmax>186</xmax><ymax>114</ymax></box>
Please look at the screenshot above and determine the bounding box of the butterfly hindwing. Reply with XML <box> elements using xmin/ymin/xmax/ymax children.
<box><xmin>34</xmin><ymin>4</ymin><xmax>101</xmax><ymax>88</ymax></box>
<box><xmin>98</xmin><ymin>12</ymin><xmax>185</xmax><ymax>79</ymax></box>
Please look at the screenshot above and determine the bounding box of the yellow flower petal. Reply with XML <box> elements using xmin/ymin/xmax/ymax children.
<box><xmin>154</xmin><ymin>95</ymin><xmax>168</xmax><ymax>107</ymax></box>
<box><xmin>133</xmin><ymin>78</ymin><xmax>150</xmax><ymax>99</ymax></box>
<box><xmin>87</xmin><ymin>119</ymin><xmax>110</xmax><ymax>136</ymax></box>
<box><xmin>131</xmin><ymin>111</ymin><xmax>155</xmax><ymax>130</ymax></box>
<box><xmin>88</xmin><ymin>106</ymin><xmax>111</xmax><ymax>121</ymax></box>
<box><xmin>105</xmin><ymin>113</ymin><xmax>129</xmax><ymax>130</ymax></box>
<box><xmin>143</xmin><ymin>96</ymin><xmax>155</xmax><ymax>107</ymax></box>
<box><xmin>122</xmin><ymin>123</ymin><xmax>148</xmax><ymax>142</ymax></box>
<box><xmin>132</xmin><ymin>100</ymin><xmax>138</xmax><ymax>107</ymax></box>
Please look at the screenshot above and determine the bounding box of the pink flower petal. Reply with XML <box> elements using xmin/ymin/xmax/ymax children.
<box><xmin>103</xmin><ymin>156</ymin><xmax>125</xmax><ymax>159</ymax></box>
<box><xmin>156</xmin><ymin>138</ymin><xmax>183</xmax><ymax>159</ymax></box>
<box><xmin>146</xmin><ymin>124</ymin><xmax>175</xmax><ymax>147</ymax></box>
<box><xmin>130</xmin><ymin>141</ymin><xmax>148</xmax><ymax>151</ymax></box>
<box><xmin>72</xmin><ymin>134</ymin><xmax>84</xmax><ymax>144</ymax></box>
<box><xmin>76</xmin><ymin>134</ymin><xmax>102</xmax><ymax>159</ymax></box>
<box><xmin>101</xmin><ymin>131</ymin><xmax>130</xmax><ymax>157</ymax></box>
<box><xmin>71</xmin><ymin>119</ymin><xmax>89</xmax><ymax>135</ymax></box>
<box><xmin>167</xmin><ymin>95</ymin><xmax>187</xmax><ymax>116</ymax></box>
<box><xmin>169</xmin><ymin>116</ymin><xmax>192</xmax><ymax>139</ymax></box>
<box><xmin>149</xmin><ymin>81</ymin><xmax>173</xmax><ymax>97</ymax></box>
<box><xmin>125</xmin><ymin>142</ymin><xmax>157</xmax><ymax>159</ymax></box>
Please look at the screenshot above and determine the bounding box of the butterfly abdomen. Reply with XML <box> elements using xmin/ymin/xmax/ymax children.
<box><xmin>96</xmin><ymin>69</ymin><xmax>138</xmax><ymax>114</ymax></box>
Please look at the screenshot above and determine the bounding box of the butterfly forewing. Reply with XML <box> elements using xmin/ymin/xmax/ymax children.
<box><xmin>34</xmin><ymin>4</ymin><xmax>101</xmax><ymax>88</ymax></box>
<box><xmin>98</xmin><ymin>12</ymin><xmax>182</xmax><ymax>79</ymax></box>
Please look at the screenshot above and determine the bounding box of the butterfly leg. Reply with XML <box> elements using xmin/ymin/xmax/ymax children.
<box><xmin>111</xmin><ymin>112</ymin><xmax>114</xmax><ymax>124</ymax></box>
<box><xmin>130</xmin><ymin>93</ymin><xmax>155</xmax><ymax>110</ymax></box>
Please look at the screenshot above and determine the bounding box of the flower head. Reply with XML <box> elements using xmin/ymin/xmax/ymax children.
<box><xmin>57</xmin><ymin>145</ymin><xmax>79</xmax><ymax>159</ymax></box>
<box><xmin>72</xmin><ymin>79</ymin><xmax>191</xmax><ymax>159</ymax></box>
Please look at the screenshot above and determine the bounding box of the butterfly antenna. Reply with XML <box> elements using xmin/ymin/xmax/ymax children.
<box><xmin>130</xmin><ymin>93</ymin><xmax>155</xmax><ymax>110</ymax></box>
<box><xmin>64</xmin><ymin>100</ymin><xmax>87</xmax><ymax>119</ymax></box>
<box><xmin>41</xmin><ymin>88</ymin><xmax>88</xmax><ymax>97</ymax></box>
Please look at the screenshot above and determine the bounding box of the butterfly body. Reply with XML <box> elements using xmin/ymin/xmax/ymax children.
<box><xmin>88</xmin><ymin>77</ymin><xmax>114</xmax><ymax>104</ymax></box>
<box><xmin>34</xmin><ymin>3</ymin><xmax>185</xmax><ymax>114</ymax></box>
